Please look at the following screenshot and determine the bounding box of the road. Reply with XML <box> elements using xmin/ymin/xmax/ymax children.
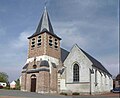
<box><xmin>0</xmin><ymin>89</ymin><xmax>119</xmax><ymax>98</ymax></box>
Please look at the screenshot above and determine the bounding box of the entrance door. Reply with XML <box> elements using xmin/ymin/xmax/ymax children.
<box><xmin>31</xmin><ymin>75</ymin><xmax>36</xmax><ymax>92</ymax></box>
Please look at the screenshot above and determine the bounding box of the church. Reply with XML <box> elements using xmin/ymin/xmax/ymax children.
<box><xmin>21</xmin><ymin>7</ymin><xmax>113</xmax><ymax>95</ymax></box>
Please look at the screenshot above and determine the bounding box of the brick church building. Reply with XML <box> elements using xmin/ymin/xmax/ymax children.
<box><xmin>21</xmin><ymin>7</ymin><xmax>113</xmax><ymax>94</ymax></box>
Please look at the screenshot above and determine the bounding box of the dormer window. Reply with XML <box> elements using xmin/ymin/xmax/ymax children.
<box><xmin>54</xmin><ymin>39</ymin><xmax>58</xmax><ymax>49</ymax></box>
<box><xmin>37</xmin><ymin>36</ymin><xmax>42</xmax><ymax>47</ymax></box>
<box><xmin>49</xmin><ymin>36</ymin><xmax>53</xmax><ymax>47</ymax></box>
<box><xmin>31</xmin><ymin>38</ymin><xmax>35</xmax><ymax>48</ymax></box>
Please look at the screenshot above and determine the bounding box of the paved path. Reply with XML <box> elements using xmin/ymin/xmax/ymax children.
<box><xmin>0</xmin><ymin>89</ymin><xmax>119</xmax><ymax>98</ymax></box>
<box><xmin>0</xmin><ymin>90</ymin><xmax>67</xmax><ymax>98</ymax></box>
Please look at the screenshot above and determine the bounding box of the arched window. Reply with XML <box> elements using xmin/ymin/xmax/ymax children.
<box><xmin>73</xmin><ymin>64</ymin><xmax>79</xmax><ymax>82</ymax></box>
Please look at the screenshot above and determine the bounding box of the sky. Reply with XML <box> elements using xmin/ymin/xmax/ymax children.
<box><xmin>0</xmin><ymin>0</ymin><xmax>119</xmax><ymax>82</ymax></box>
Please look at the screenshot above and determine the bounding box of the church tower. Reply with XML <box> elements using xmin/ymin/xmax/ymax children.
<box><xmin>21</xmin><ymin>7</ymin><xmax>61</xmax><ymax>93</ymax></box>
<box><xmin>28</xmin><ymin>7</ymin><xmax>61</xmax><ymax>59</ymax></box>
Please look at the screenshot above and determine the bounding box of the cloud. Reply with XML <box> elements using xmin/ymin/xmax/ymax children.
<box><xmin>0</xmin><ymin>31</ymin><xmax>33</xmax><ymax>81</ymax></box>
<box><xmin>98</xmin><ymin>53</ymin><xmax>119</xmax><ymax>77</ymax></box>
<box><xmin>53</xmin><ymin>18</ymin><xmax>119</xmax><ymax>76</ymax></box>
<box><xmin>11</xmin><ymin>31</ymin><xmax>33</xmax><ymax>49</ymax></box>
<box><xmin>50</xmin><ymin>0</ymin><xmax>118</xmax><ymax>22</ymax></box>
<box><xmin>0</xmin><ymin>30</ymin><xmax>32</xmax><ymax>64</ymax></box>
<box><xmin>1</xmin><ymin>66</ymin><xmax>21</xmax><ymax>82</ymax></box>
<box><xmin>104</xmin><ymin>63</ymin><xmax>119</xmax><ymax>77</ymax></box>
<box><xmin>53</xmin><ymin>15</ymin><xmax>118</xmax><ymax>50</ymax></box>
<box><xmin>53</xmin><ymin>22</ymin><xmax>87</xmax><ymax>49</ymax></box>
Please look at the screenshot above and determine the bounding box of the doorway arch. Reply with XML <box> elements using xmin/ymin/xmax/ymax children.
<box><xmin>31</xmin><ymin>74</ymin><xmax>36</xmax><ymax>92</ymax></box>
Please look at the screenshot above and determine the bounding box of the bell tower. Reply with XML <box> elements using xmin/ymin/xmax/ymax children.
<box><xmin>21</xmin><ymin>7</ymin><xmax>61</xmax><ymax>93</ymax></box>
<box><xmin>28</xmin><ymin>7</ymin><xmax>61</xmax><ymax>59</ymax></box>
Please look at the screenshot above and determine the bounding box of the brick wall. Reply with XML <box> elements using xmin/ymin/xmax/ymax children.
<box><xmin>38</xmin><ymin>70</ymin><xmax>50</xmax><ymax>93</ymax></box>
<box><xmin>28</xmin><ymin>32</ymin><xmax>60</xmax><ymax>60</ymax></box>
<box><xmin>50</xmin><ymin>67</ymin><xmax>57</xmax><ymax>93</ymax></box>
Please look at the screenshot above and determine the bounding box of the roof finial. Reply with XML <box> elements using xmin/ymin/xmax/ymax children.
<box><xmin>44</xmin><ymin>0</ymin><xmax>48</xmax><ymax>10</ymax></box>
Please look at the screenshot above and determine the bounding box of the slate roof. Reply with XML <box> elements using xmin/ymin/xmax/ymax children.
<box><xmin>28</xmin><ymin>7</ymin><xmax>61</xmax><ymax>40</ymax></box>
<box><xmin>40</xmin><ymin>60</ymin><xmax>49</xmax><ymax>67</ymax></box>
<box><xmin>61</xmin><ymin>48</ymin><xmax>69</xmax><ymax>63</ymax></box>
<box><xmin>58</xmin><ymin>68</ymin><xmax>65</xmax><ymax>75</ymax></box>
<box><xmin>22</xmin><ymin>63</ymin><xmax>29</xmax><ymax>69</ymax></box>
<box><xmin>79</xmin><ymin>47</ymin><xmax>112</xmax><ymax>76</ymax></box>
<box><xmin>116</xmin><ymin>74</ymin><xmax>120</xmax><ymax>80</ymax></box>
<box><xmin>27</xmin><ymin>68</ymin><xmax>50</xmax><ymax>73</ymax></box>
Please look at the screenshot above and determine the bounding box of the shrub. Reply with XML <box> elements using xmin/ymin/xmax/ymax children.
<box><xmin>72</xmin><ymin>92</ymin><xmax>79</xmax><ymax>95</ymax></box>
<box><xmin>4</xmin><ymin>86</ymin><xmax>10</xmax><ymax>90</ymax></box>
<box><xmin>15</xmin><ymin>85</ymin><xmax>21</xmax><ymax>90</ymax></box>
<box><xmin>60</xmin><ymin>92</ymin><xmax>67</xmax><ymax>96</ymax></box>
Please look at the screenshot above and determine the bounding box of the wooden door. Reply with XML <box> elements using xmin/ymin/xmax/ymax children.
<box><xmin>31</xmin><ymin>78</ymin><xmax>36</xmax><ymax>92</ymax></box>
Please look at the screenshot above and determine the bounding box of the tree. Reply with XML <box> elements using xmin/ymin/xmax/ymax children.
<box><xmin>15</xmin><ymin>78</ymin><xmax>20</xmax><ymax>90</ymax></box>
<box><xmin>0</xmin><ymin>72</ymin><xmax>9</xmax><ymax>83</ymax></box>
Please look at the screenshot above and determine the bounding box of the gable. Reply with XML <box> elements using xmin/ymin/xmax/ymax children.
<box><xmin>63</xmin><ymin>44</ymin><xmax>112</xmax><ymax>76</ymax></box>
<box><xmin>64</xmin><ymin>44</ymin><xmax>93</xmax><ymax>68</ymax></box>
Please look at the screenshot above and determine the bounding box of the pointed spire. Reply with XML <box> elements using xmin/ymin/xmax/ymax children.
<box><xmin>35</xmin><ymin>7</ymin><xmax>54</xmax><ymax>34</ymax></box>
<box><xmin>28</xmin><ymin>7</ymin><xmax>61</xmax><ymax>40</ymax></box>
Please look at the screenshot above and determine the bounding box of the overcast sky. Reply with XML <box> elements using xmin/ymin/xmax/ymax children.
<box><xmin>0</xmin><ymin>0</ymin><xmax>119</xmax><ymax>82</ymax></box>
